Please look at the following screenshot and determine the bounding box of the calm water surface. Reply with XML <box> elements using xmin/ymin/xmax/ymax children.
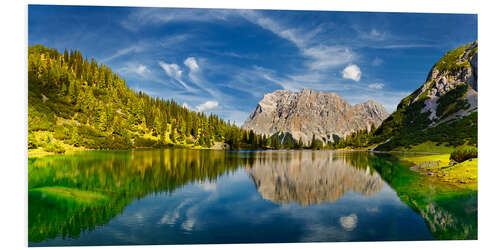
<box><xmin>28</xmin><ymin>149</ymin><xmax>477</xmax><ymax>246</ymax></box>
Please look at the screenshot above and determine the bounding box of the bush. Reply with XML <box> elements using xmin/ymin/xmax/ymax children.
<box><xmin>28</xmin><ymin>133</ymin><xmax>39</xmax><ymax>149</ymax></box>
<box><xmin>450</xmin><ymin>147</ymin><xmax>478</xmax><ymax>163</ymax></box>
<box><xmin>44</xmin><ymin>142</ymin><xmax>66</xmax><ymax>153</ymax></box>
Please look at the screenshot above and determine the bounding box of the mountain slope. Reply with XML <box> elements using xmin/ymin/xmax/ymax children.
<box><xmin>27</xmin><ymin>45</ymin><xmax>260</xmax><ymax>154</ymax></box>
<box><xmin>242</xmin><ymin>88</ymin><xmax>389</xmax><ymax>144</ymax></box>
<box><xmin>373</xmin><ymin>41</ymin><xmax>478</xmax><ymax>151</ymax></box>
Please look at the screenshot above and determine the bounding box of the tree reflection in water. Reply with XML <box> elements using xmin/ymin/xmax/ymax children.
<box><xmin>28</xmin><ymin>149</ymin><xmax>477</xmax><ymax>243</ymax></box>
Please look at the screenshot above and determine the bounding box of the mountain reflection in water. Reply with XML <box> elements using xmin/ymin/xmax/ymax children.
<box><xmin>247</xmin><ymin>151</ymin><xmax>385</xmax><ymax>206</ymax></box>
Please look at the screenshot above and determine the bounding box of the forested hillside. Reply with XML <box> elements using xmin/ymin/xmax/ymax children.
<box><xmin>27</xmin><ymin>45</ymin><xmax>268</xmax><ymax>153</ymax></box>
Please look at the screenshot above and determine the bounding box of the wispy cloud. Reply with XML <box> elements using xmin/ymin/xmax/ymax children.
<box><xmin>304</xmin><ymin>46</ymin><xmax>356</xmax><ymax>70</ymax></box>
<box><xmin>118</xmin><ymin>62</ymin><xmax>151</xmax><ymax>77</ymax></box>
<box><xmin>158</xmin><ymin>61</ymin><xmax>183</xmax><ymax>79</ymax></box>
<box><xmin>101</xmin><ymin>45</ymin><xmax>144</xmax><ymax>63</ymax></box>
<box><xmin>158</xmin><ymin>61</ymin><xmax>191</xmax><ymax>90</ymax></box>
<box><xmin>184</xmin><ymin>57</ymin><xmax>199</xmax><ymax>71</ymax></box>
<box><xmin>357</xmin><ymin>28</ymin><xmax>388</xmax><ymax>41</ymax></box>
<box><xmin>202</xmin><ymin>49</ymin><xmax>258</xmax><ymax>60</ymax></box>
<box><xmin>182</xmin><ymin>57</ymin><xmax>221</xmax><ymax>98</ymax></box>
<box><xmin>368</xmin><ymin>83</ymin><xmax>384</xmax><ymax>89</ymax></box>
<box><xmin>377</xmin><ymin>44</ymin><xmax>440</xmax><ymax>49</ymax></box>
<box><xmin>239</xmin><ymin>10</ymin><xmax>356</xmax><ymax>71</ymax></box>
<box><xmin>160</xmin><ymin>34</ymin><xmax>192</xmax><ymax>48</ymax></box>
<box><xmin>122</xmin><ymin>8</ymin><xmax>233</xmax><ymax>31</ymax></box>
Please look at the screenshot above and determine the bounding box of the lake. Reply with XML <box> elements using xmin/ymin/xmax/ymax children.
<box><xmin>28</xmin><ymin>149</ymin><xmax>477</xmax><ymax>246</ymax></box>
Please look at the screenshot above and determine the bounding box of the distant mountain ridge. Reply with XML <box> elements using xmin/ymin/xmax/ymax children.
<box><xmin>242</xmin><ymin>88</ymin><xmax>389</xmax><ymax>144</ymax></box>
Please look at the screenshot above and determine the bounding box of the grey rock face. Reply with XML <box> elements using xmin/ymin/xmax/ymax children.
<box><xmin>242</xmin><ymin>88</ymin><xmax>389</xmax><ymax>143</ymax></box>
<box><xmin>417</xmin><ymin>41</ymin><xmax>478</xmax><ymax>126</ymax></box>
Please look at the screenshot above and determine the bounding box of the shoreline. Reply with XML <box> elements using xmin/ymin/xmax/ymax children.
<box><xmin>28</xmin><ymin>145</ymin><xmax>449</xmax><ymax>158</ymax></box>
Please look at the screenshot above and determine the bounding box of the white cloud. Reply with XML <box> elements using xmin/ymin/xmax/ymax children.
<box><xmin>196</xmin><ymin>100</ymin><xmax>219</xmax><ymax>112</ymax></box>
<box><xmin>158</xmin><ymin>61</ymin><xmax>182</xmax><ymax>79</ymax></box>
<box><xmin>342</xmin><ymin>64</ymin><xmax>362</xmax><ymax>82</ymax></box>
<box><xmin>184</xmin><ymin>57</ymin><xmax>199</xmax><ymax>71</ymax></box>
<box><xmin>368</xmin><ymin>83</ymin><xmax>384</xmax><ymax>89</ymax></box>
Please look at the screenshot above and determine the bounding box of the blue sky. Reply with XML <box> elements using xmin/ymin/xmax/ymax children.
<box><xmin>28</xmin><ymin>5</ymin><xmax>477</xmax><ymax>125</ymax></box>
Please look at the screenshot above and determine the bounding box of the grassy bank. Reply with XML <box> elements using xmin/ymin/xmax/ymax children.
<box><xmin>401</xmin><ymin>153</ymin><xmax>477</xmax><ymax>190</ymax></box>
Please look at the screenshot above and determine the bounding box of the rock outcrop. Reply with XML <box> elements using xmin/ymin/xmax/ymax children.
<box><xmin>416</xmin><ymin>41</ymin><xmax>478</xmax><ymax>126</ymax></box>
<box><xmin>242</xmin><ymin>88</ymin><xmax>389</xmax><ymax>144</ymax></box>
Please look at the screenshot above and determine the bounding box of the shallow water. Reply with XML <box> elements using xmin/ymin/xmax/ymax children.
<box><xmin>28</xmin><ymin>149</ymin><xmax>477</xmax><ymax>246</ymax></box>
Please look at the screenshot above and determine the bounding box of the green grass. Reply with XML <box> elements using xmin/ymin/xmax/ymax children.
<box><xmin>401</xmin><ymin>154</ymin><xmax>477</xmax><ymax>190</ymax></box>
<box><xmin>434</xmin><ymin>43</ymin><xmax>471</xmax><ymax>73</ymax></box>
<box><xmin>393</xmin><ymin>141</ymin><xmax>457</xmax><ymax>153</ymax></box>
<box><xmin>28</xmin><ymin>186</ymin><xmax>108</xmax><ymax>207</ymax></box>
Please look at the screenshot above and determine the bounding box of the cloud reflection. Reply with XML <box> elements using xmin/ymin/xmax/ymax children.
<box><xmin>339</xmin><ymin>214</ymin><xmax>358</xmax><ymax>231</ymax></box>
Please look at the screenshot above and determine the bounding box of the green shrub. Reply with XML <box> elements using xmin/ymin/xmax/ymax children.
<box><xmin>28</xmin><ymin>133</ymin><xmax>39</xmax><ymax>149</ymax></box>
<box><xmin>44</xmin><ymin>142</ymin><xmax>66</xmax><ymax>153</ymax></box>
<box><xmin>450</xmin><ymin>147</ymin><xmax>478</xmax><ymax>163</ymax></box>
<box><xmin>135</xmin><ymin>136</ymin><xmax>157</xmax><ymax>148</ymax></box>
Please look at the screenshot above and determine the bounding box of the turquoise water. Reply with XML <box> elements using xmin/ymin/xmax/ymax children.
<box><xmin>28</xmin><ymin>149</ymin><xmax>477</xmax><ymax>246</ymax></box>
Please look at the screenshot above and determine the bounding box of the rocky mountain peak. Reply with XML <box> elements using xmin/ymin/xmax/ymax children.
<box><xmin>242</xmin><ymin>89</ymin><xmax>389</xmax><ymax>144</ymax></box>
